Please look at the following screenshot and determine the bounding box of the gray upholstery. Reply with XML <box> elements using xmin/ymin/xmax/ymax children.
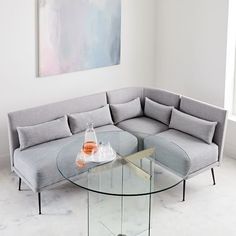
<box><xmin>144</xmin><ymin>129</ymin><xmax>218</xmax><ymax>176</ymax></box>
<box><xmin>14</xmin><ymin>138</ymin><xmax>71</xmax><ymax>192</ymax></box>
<box><xmin>95</xmin><ymin>125</ymin><xmax>121</xmax><ymax>132</ymax></box>
<box><xmin>7</xmin><ymin>87</ymin><xmax>228</xmax><ymax>196</ymax></box>
<box><xmin>106</xmin><ymin>87</ymin><xmax>180</xmax><ymax>108</ymax></box>
<box><xmin>68</xmin><ymin>105</ymin><xmax>113</xmax><ymax>134</ymax></box>
<box><xmin>117</xmin><ymin>117</ymin><xmax>168</xmax><ymax>137</ymax></box>
<box><xmin>14</xmin><ymin>128</ymin><xmax>137</xmax><ymax>192</ymax></box>
<box><xmin>169</xmin><ymin>109</ymin><xmax>217</xmax><ymax>144</ymax></box>
<box><xmin>8</xmin><ymin>92</ymin><xmax>107</xmax><ymax>168</ymax></box>
<box><xmin>117</xmin><ymin>116</ymin><xmax>168</xmax><ymax>149</ymax></box>
<box><xmin>143</xmin><ymin>88</ymin><xmax>180</xmax><ymax>108</ymax></box>
<box><xmin>107</xmin><ymin>87</ymin><xmax>144</xmax><ymax>105</ymax></box>
<box><xmin>144</xmin><ymin>97</ymin><xmax>173</xmax><ymax>125</ymax></box>
<box><xmin>17</xmin><ymin>116</ymin><xmax>72</xmax><ymax>150</ymax></box>
<box><xmin>110</xmin><ymin>98</ymin><xmax>143</xmax><ymax>124</ymax></box>
<box><xmin>180</xmin><ymin>96</ymin><xmax>227</xmax><ymax>162</ymax></box>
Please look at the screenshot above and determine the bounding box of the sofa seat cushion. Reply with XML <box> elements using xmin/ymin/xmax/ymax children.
<box><xmin>144</xmin><ymin>129</ymin><xmax>218</xmax><ymax>176</ymax></box>
<box><xmin>117</xmin><ymin>116</ymin><xmax>168</xmax><ymax>139</ymax></box>
<box><xmin>117</xmin><ymin>116</ymin><xmax>168</xmax><ymax>150</ymax></box>
<box><xmin>14</xmin><ymin>125</ymin><xmax>137</xmax><ymax>192</ymax></box>
<box><xmin>95</xmin><ymin>124</ymin><xmax>121</xmax><ymax>132</ymax></box>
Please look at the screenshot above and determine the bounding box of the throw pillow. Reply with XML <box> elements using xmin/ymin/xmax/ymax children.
<box><xmin>17</xmin><ymin>116</ymin><xmax>72</xmax><ymax>150</ymax></box>
<box><xmin>68</xmin><ymin>105</ymin><xmax>113</xmax><ymax>134</ymax></box>
<box><xmin>144</xmin><ymin>97</ymin><xmax>173</xmax><ymax>125</ymax></box>
<box><xmin>169</xmin><ymin>109</ymin><xmax>217</xmax><ymax>144</ymax></box>
<box><xmin>110</xmin><ymin>97</ymin><xmax>143</xmax><ymax>124</ymax></box>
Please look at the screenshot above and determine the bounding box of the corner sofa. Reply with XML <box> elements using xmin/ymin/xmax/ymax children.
<box><xmin>7</xmin><ymin>87</ymin><xmax>227</xmax><ymax>214</ymax></box>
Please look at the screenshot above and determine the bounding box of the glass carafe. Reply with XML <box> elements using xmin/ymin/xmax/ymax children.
<box><xmin>82</xmin><ymin>122</ymin><xmax>98</xmax><ymax>155</ymax></box>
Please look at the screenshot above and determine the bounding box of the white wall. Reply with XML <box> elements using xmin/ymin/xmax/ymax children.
<box><xmin>1</xmin><ymin>0</ymin><xmax>235</xmax><ymax>164</ymax></box>
<box><xmin>155</xmin><ymin>0</ymin><xmax>236</xmax><ymax>159</ymax></box>
<box><xmin>224</xmin><ymin>0</ymin><xmax>236</xmax><ymax>159</ymax></box>
<box><xmin>225</xmin><ymin>0</ymin><xmax>236</xmax><ymax>112</ymax></box>
<box><xmin>225</xmin><ymin>119</ymin><xmax>236</xmax><ymax>158</ymax></box>
<box><xmin>155</xmin><ymin>0</ymin><xmax>228</xmax><ymax>107</ymax></box>
<box><xmin>0</xmin><ymin>0</ymin><xmax>156</xmax><ymax>160</ymax></box>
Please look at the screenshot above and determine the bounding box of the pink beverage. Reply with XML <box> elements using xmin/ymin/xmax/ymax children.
<box><xmin>82</xmin><ymin>141</ymin><xmax>98</xmax><ymax>155</ymax></box>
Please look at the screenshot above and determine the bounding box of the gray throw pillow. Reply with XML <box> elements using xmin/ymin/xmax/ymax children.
<box><xmin>144</xmin><ymin>97</ymin><xmax>173</xmax><ymax>125</ymax></box>
<box><xmin>17</xmin><ymin>116</ymin><xmax>72</xmax><ymax>150</ymax></box>
<box><xmin>110</xmin><ymin>97</ymin><xmax>143</xmax><ymax>124</ymax></box>
<box><xmin>68</xmin><ymin>105</ymin><xmax>113</xmax><ymax>134</ymax></box>
<box><xmin>169</xmin><ymin>109</ymin><xmax>217</xmax><ymax>144</ymax></box>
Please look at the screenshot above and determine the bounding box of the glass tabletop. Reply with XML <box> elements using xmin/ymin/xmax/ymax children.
<box><xmin>56</xmin><ymin>131</ymin><xmax>190</xmax><ymax>196</ymax></box>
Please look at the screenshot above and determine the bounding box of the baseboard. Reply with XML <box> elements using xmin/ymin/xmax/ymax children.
<box><xmin>224</xmin><ymin>143</ymin><xmax>236</xmax><ymax>160</ymax></box>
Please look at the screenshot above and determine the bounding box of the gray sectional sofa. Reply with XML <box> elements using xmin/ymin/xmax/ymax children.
<box><xmin>7</xmin><ymin>87</ymin><xmax>227</xmax><ymax>214</ymax></box>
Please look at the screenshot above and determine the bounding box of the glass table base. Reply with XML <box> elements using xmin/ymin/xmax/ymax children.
<box><xmin>88</xmin><ymin>192</ymin><xmax>151</xmax><ymax>236</ymax></box>
<box><xmin>87</xmin><ymin>161</ymin><xmax>152</xmax><ymax>236</ymax></box>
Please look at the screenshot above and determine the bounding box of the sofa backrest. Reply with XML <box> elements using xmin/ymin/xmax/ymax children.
<box><xmin>180</xmin><ymin>96</ymin><xmax>228</xmax><ymax>162</ymax></box>
<box><xmin>106</xmin><ymin>87</ymin><xmax>181</xmax><ymax>109</ymax></box>
<box><xmin>8</xmin><ymin>92</ymin><xmax>107</xmax><ymax>168</ymax></box>
<box><xmin>106</xmin><ymin>87</ymin><xmax>144</xmax><ymax>105</ymax></box>
<box><xmin>143</xmin><ymin>88</ymin><xmax>180</xmax><ymax>108</ymax></box>
<box><xmin>8</xmin><ymin>87</ymin><xmax>227</xmax><ymax>169</ymax></box>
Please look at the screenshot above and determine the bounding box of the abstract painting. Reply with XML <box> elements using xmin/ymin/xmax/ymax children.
<box><xmin>37</xmin><ymin>0</ymin><xmax>121</xmax><ymax>77</ymax></box>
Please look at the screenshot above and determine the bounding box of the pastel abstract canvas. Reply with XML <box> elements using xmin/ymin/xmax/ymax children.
<box><xmin>38</xmin><ymin>0</ymin><xmax>121</xmax><ymax>77</ymax></box>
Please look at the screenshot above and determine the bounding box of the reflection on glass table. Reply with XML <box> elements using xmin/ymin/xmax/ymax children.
<box><xmin>57</xmin><ymin>131</ymin><xmax>190</xmax><ymax>236</ymax></box>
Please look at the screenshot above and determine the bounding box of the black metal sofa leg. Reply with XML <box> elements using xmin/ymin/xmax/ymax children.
<box><xmin>182</xmin><ymin>169</ymin><xmax>215</xmax><ymax>202</ymax></box>
<box><xmin>182</xmin><ymin>180</ymin><xmax>186</xmax><ymax>202</ymax></box>
<box><xmin>18</xmin><ymin>177</ymin><xmax>21</xmax><ymax>191</ymax></box>
<box><xmin>211</xmin><ymin>168</ymin><xmax>216</xmax><ymax>185</ymax></box>
<box><xmin>18</xmin><ymin>178</ymin><xmax>42</xmax><ymax>215</ymax></box>
<box><xmin>38</xmin><ymin>192</ymin><xmax>42</xmax><ymax>215</ymax></box>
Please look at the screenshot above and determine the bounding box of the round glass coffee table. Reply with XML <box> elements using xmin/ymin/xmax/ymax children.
<box><xmin>57</xmin><ymin>131</ymin><xmax>190</xmax><ymax>236</ymax></box>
